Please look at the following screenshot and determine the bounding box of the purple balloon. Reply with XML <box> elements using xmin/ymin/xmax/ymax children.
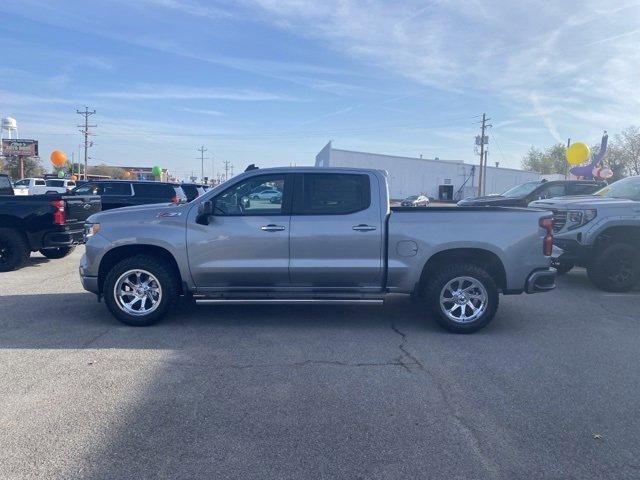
<box><xmin>569</xmin><ymin>132</ymin><xmax>608</xmax><ymax>180</ymax></box>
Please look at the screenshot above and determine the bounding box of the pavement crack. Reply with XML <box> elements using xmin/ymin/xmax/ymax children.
<box><xmin>160</xmin><ymin>358</ymin><xmax>419</xmax><ymax>370</ymax></box>
<box><xmin>390</xmin><ymin>323</ymin><xmax>425</xmax><ymax>372</ymax></box>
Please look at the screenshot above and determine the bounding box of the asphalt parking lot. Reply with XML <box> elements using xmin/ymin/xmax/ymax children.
<box><xmin>1</xmin><ymin>248</ymin><xmax>639</xmax><ymax>480</ymax></box>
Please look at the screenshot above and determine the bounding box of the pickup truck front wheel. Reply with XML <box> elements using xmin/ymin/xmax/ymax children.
<box><xmin>0</xmin><ymin>228</ymin><xmax>30</xmax><ymax>272</ymax></box>
<box><xmin>424</xmin><ymin>263</ymin><xmax>499</xmax><ymax>333</ymax></box>
<box><xmin>104</xmin><ymin>255</ymin><xmax>179</xmax><ymax>326</ymax></box>
<box><xmin>587</xmin><ymin>243</ymin><xmax>639</xmax><ymax>292</ymax></box>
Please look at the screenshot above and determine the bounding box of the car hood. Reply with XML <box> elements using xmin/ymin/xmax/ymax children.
<box><xmin>87</xmin><ymin>202</ymin><xmax>185</xmax><ymax>223</ymax></box>
<box><xmin>529</xmin><ymin>196</ymin><xmax>640</xmax><ymax>209</ymax></box>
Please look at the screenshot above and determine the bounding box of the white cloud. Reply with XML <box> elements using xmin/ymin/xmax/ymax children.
<box><xmin>95</xmin><ymin>84</ymin><xmax>298</xmax><ymax>101</ymax></box>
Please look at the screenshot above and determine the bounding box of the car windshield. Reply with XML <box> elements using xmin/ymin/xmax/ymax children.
<box><xmin>501</xmin><ymin>182</ymin><xmax>541</xmax><ymax>198</ymax></box>
<box><xmin>593</xmin><ymin>177</ymin><xmax>640</xmax><ymax>201</ymax></box>
<box><xmin>405</xmin><ymin>195</ymin><xmax>419</xmax><ymax>200</ymax></box>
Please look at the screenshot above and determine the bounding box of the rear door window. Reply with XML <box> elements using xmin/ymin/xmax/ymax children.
<box><xmin>133</xmin><ymin>183</ymin><xmax>173</xmax><ymax>198</ymax></box>
<box><xmin>101</xmin><ymin>183</ymin><xmax>133</xmax><ymax>196</ymax></box>
<box><xmin>293</xmin><ymin>173</ymin><xmax>370</xmax><ymax>215</ymax></box>
<box><xmin>537</xmin><ymin>184</ymin><xmax>566</xmax><ymax>199</ymax></box>
<box><xmin>35</xmin><ymin>179</ymin><xmax>46</xmax><ymax>186</ymax></box>
<box><xmin>567</xmin><ymin>183</ymin><xmax>600</xmax><ymax>195</ymax></box>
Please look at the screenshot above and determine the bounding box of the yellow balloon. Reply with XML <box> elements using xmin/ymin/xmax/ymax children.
<box><xmin>566</xmin><ymin>142</ymin><xmax>590</xmax><ymax>166</ymax></box>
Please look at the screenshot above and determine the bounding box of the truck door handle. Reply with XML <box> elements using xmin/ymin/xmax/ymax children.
<box><xmin>353</xmin><ymin>224</ymin><xmax>377</xmax><ymax>232</ymax></box>
<box><xmin>261</xmin><ymin>224</ymin><xmax>286</xmax><ymax>232</ymax></box>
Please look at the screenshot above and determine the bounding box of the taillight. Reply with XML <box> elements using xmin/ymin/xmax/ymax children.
<box><xmin>50</xmin><ymin>200</ymin><xmax>66</xmax><ymax>225</ymax></box>
<box><xmin>539</xmin><ymin>217</ymin><xmax>553</xmax><ymax>256</ymax></box>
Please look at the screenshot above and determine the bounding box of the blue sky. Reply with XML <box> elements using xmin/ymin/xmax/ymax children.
<box><xmin>1</xmin><ymin>0</ymin><xmax>638</xmax><ymax>180</ymax></box>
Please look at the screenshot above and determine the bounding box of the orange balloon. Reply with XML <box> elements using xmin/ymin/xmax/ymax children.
<box><xmin>50</xmin><ymin>150</ymin><xmax>67</xmax><ymax>168</ymax></box>
<box><xmin>70</xmin><ymin>175</ymin><xmax>78</xmax><ymax>181</ymax></box>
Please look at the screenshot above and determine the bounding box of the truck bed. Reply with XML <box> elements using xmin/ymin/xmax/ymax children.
<box><xmin>386</xmin><ymin>206</ymin><xmax>552</xmax><ymax>293</ymax></box>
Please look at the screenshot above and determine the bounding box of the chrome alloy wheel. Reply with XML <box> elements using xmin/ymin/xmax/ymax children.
<box><xmin>439</xmin><ymin>276</ymin><xmax>488</xmax><ymax>324</ymax></box>
<box><xmin>113</xmin><ymin>269</ymin><xmax>162</xmax><ymax>316</ymax></box>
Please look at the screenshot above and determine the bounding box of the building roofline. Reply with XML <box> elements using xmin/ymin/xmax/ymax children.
<box><xmin>329</xmin><ymin>146</ymin><xmax>533</xmax><ymax>174</ymax></box>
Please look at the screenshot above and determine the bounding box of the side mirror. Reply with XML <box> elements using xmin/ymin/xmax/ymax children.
<box><xmin>196</xmin><ymin>200</ymin><xmax>214</xmax><ymax>225</ymax></box>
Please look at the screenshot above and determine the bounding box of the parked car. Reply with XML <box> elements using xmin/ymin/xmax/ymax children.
<box><xmin>458</xmin><ymin>180</ymin><xmax>606</xmax><ymax>207</ymax></box>
<box><xmin>12</xmin><ymin>178</ymin><xmax>49</xmax><ymax>195</ymax></box>
<box><xmin>0</xmin><ymin>190</ymin><xmax>101</xmax><ymax>271</ymax></box>
<box><xmin>401</xmin><ymin>194</ymin><xmax>430</xmax><ymax>207</ymax></box>
<box><xmin>72</xmin><ymin>180</ymin><xmax>187</xmax><ymax>210</ymax></box>
<box><xmin>530</xmin><ymin>175</ymin><xmax>640</xmax><ymax>291</ymax></box>
<box><xmin>250</xmin><ymin>188</ymin><xmax>281</xmax><ymax>200</ymax></box>
<box><xmin>80</xmin><ymin>167</ymin><xmax>556</xmax><ymax>333</ymax></box>
<box><xmin>180</xmin><ymin>183</ymin><xmax>206</xmax><ymax>202</ymax></box>
<box><xmin>45</xmin><ymin>179</ymin><xmax>77</xmax><ymax>193</ymax></box>
<box><xmin>0</xmin><ymin>174</ymin><xmax>13</xmax><ymax>195</ymax></box>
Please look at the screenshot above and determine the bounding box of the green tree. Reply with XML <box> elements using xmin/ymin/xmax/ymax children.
<box><xmin>521</xmin><ymin>144</ymin><xmax>568</xmax><ymax>174</ymax></box>
<box><xmin>606</xmin><ymin>126</ymin><xmax>640</xmax><ymax>176</ymax></box>
<box><xmin>2</xmin><ymin>156</ymin><xmax>45</xmax><ymax>179</ymax></box>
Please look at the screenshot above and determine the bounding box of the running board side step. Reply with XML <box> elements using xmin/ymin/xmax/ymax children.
<box><xmin>195</xmin><ymin>299</ymin><xmax>384</xmax><ymax>305</ymax></box>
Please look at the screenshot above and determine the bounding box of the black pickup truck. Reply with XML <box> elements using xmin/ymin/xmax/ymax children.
<box><xmin>0</xmin><ymin>174</ymin><xmax>101</xmax><ymax>271</ymax></box>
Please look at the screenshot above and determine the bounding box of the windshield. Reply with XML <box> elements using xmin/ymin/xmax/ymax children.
<box><xmin>594</xmin><ymin>176</ymin><xmax>640</xmax><ymax>201</ymax></box>
<box><xmin>501</xmin><ymin>181</ymin><xmax>540</xmax><ymax>198</ymax></box>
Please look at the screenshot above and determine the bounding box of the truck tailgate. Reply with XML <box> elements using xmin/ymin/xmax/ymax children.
<box><xmin>63</xmin><ymin>195</ymin><xmax>102</xmax><ymax>226</ymax></box>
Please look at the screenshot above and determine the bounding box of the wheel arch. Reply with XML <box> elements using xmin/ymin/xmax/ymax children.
<box><xmin>593</xmin><ymin>225</ymin><xmax>640</xmax><ymax>248</ymax></box>
<box><xmin>417</xmin><ymin>248</ymin><xmax>507</xmax><ymax>293</ymax></box>
<box><xmin>98</xmin><ymin>245</ymin><xmax>183</xmax><ymax>295</ymax></box>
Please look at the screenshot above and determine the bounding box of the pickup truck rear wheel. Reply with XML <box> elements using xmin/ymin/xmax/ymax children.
<box><xmin>587</xmin><ymin>243</ymin><xmax>639</xmax><ymax>292</ymax></box>
<box><xmin>424</xmin><ymin>263</ymin><xmax>499</xmax><ymax>333</ymax></box>
<box><xmin>0</xmin><ymin>228</ymin><xmax>30</xmax><ymax>272</ymax></box>
<box><xmin>104</xmin><ymin>255</ymin><xmax>179</xmax><ymax>326</ymax></box>
<box><xmin>39</xmin><ymin>246</ymin><xmax>76</xmax><ymax>259</ymax></box>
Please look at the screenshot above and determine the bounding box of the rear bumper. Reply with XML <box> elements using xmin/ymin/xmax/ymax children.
<box><xmin>42</xmin><ymin>228</ymin><xmax>85</xmax><ymax>248</ymax></box>
<box><xmin>525</xmin><ymin>268</ymin><xmax>557</xmax><ymax>294</ymax></box>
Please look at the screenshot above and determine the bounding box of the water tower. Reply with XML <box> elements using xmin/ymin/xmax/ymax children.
<box><xmin>1</xmin><ymin>117</ymin><xmax>18</xmax><ymax>139</ymax></box>
<box><xmin>0</xmin><ymin>117</ymin><xmax>18</xmax><ymax>157</ymax></box>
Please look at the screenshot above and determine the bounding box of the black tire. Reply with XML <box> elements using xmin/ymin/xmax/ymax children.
<box><xmin>103</xmin><ymin>254</ymin><xmax>179</xmax><ymax>326</ymax></box>
<box><xmin>0</xmin><ymin>228</ymin><xmax>30</xmax><ymax>272</ymax></box>
<box><xmin>423</xmin><ymin>263</ymin><xmax>499</xmax><ymax>333</ymax></box>
<box><xmin>39</xmin><ymin>246</ymin><xmax>76</xmax><ymax>259</ymax></box>
<box><xmin>587</xmin><ymin>243</ymin><xmax>640</xmax><ymax>292</ymax></box>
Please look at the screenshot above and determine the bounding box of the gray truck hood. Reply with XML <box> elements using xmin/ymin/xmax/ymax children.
<box><xmin>529</xmin><ymin>196</ymin><xmax>639</xmax><ymax>209</ymax></box>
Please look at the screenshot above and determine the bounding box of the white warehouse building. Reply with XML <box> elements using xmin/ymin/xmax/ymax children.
<box><xmin>315</xmin><ymin>142</ymin><xmax>539</xmax><ymax>201</ymax></box>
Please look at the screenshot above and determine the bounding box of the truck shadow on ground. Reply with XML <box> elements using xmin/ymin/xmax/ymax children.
<box><xmin>0</xmin><ymin>291</ymin><xmax>521</xmax><ymax>350</ymax></box>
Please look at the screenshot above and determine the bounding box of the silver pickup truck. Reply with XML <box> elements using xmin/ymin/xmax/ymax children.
<box><xmin>80</xmin><ymin>167</ymin><xmax>556</xmax><ymax>333</ymax></box>
<box><xmin>530</xmin><ymin>175</ymin><xmax>640</xmax><ymax>291</ymax></box>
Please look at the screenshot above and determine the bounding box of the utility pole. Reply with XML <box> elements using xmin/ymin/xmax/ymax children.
<box><xmin>223</xmin><ymin>159</ymin><xmax>231</xmax><ymax>181</ymax></box>
<box><xmin>197</xmin><ymin>146</ymin><xmax>209</xmax><ymax>183</ymax></box>
<box><xmin>77</xmin><ymin>107</ymin><xmax>96</xmax><ymax>180</ymax></box>
<box><xmin>476</xmin><ymin>113</ymin><xmax>491</xmax><ymax>196</ymax></box>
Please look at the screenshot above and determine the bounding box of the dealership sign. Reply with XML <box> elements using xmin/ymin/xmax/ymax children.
<box><xmin>1</xmin><ymin>139</ymin><xmax>39</xmax><ymax>157</ymax></box>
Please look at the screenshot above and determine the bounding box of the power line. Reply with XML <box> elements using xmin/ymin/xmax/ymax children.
<box><xmin>76</xmin><ymin>106</ymin><xmax>96</xmax><ymax>180</ymax></box>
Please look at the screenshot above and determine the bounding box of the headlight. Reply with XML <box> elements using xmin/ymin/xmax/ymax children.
<box><xmin>567</xmin><ymin>209</ymin><xmax>596</xmax><ymax>230</ymax></box>
<box><xmin>84</xmin><ymin>223</ymin><xmax>101</xmax><ymax>238</ymax></box>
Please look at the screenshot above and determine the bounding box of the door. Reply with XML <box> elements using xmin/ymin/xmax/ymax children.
<box><xmin>289</xmin><ymin>172</ymin><xmax>383</xmax><ymax>288</ymax></box>
<box><xmin>33</xmin><ymin>179</ymin><xmax>47</xmax><ymax>195</ymax></box>
<box><xmin>187</xmin><ymin>173</ymin><xmax>292</xmax><ymax>289</ymax></box>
